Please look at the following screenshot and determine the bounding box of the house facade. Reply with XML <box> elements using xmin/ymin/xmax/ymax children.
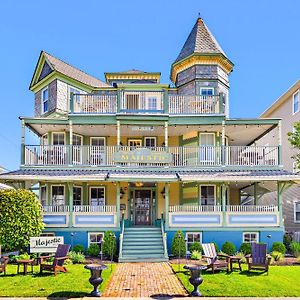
<box><xmin>1</xmin><ymin>17</ymin><xmax>299</xmax><ymax>261</ymax></box>
<box><xmin>260</xmin><ymin>80</ymin><xmax>300</xmax><ymax>233</ymax></box>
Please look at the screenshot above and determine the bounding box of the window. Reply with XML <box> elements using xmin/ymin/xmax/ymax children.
<box><xmin>200</xmin><ymin>185</ymin><xmax>215</xmax><ymax>205</ymax></box>
<box><xmin>90</xmin><ymin>187</ymin><xmax>105</xmax><ymax>206</ymax></box>
<box><xmin>52</xmin><ymin>133</ymin><xmax>65</xmax><ymax>145</ymax></box>
<box><xmin>90</xmin><ymin>137</ymin><xmax>105</xmax><ymax>165</ymax></box>
<box><xmin>243</xmin><ymin>232</ymin><xmax>259</xmax><ymax>243</ymax></box>
<box><xmin>128</xmin><ymin>139</ymin><xmax>142</xmax><ymax>147</ymax></box>
<box><xmin>40</xmin><ymin>185</ymin><xmax>47</xmax><ymax>206</ymax></box>
<box><xmin>200</xmin><ymin>87</ymin><xmax>214</xmax><ymax>96</ymax></box>
<box><xmin>186</xmin><ymin>232</ymin><xmax>202</xmax><ymax>253</ymax></box>
<box><xmin>294</xmin><ymin>201</ymin><xmax>300</xmax><ymax>223</ymax></box>
<box><xmin>148</xmin><ymin>97</ymin><xmax>157</xmax><ymax>110</ymax></box>
<box><xmin>145</xmin><ymin>137</ymin><xmax>156</xmax><ymax>147</ymax></box>
<box><xmin>51</xmin><ymin>185</ymin><xmax>65</xmax><ymax>206</ymax></box>
<box><xmin>88</xmin><ymin>232</ymin><xmax>104</xmax><ymax>248</ymax></box>
<box><xmin>41</xmin><ymin>87</ymin><xmax>49</xmax><ymax>114</ymax></box>
<box><xmin>293</xmin><ymin>91</ymin><xmax>299</xmax><ymax>114</ymax></box>
<box><xmin>72</xmin><ymin>134</ymin><xmax>83</xmax><ymax>164</ymax></box>
<box><xmin>73</xmin><ymin>186</ymin><xmax>82</xmax><ymax>206</ymax></box>
<box><xmin>199</xmin><ymin>133</ymin><xmax>215</xmax><ymax>162</ymax></box>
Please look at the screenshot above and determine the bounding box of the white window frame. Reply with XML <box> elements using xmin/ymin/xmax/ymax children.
<box><xmin>128</xmin><ymin>138</ymin><xmax>143</xmax><ymax>147</ymax></box>
<box><xmin>185</xmin><ymin>232</ymin><xmax>202</xmax><ymax>253</ymax></box>
<box><xmin>89</xmin><ymin>186</ymin><xmax>106</xmax><ymax>206</ymax></box>
<box><xmin>90</xmin><ymin>137</ymin><xmax>106</xmax><ymax>146</ymax></box>
<box><xmin>294</xmin><ymin>200</ymin><xmax>300</xmax><ymax>223</ymax></box>
<box><xmin>51</xmin><ymin>185</ymin><xmax>65</xmax><ymax>206</ymax></box>
<box><xmin>243</xmin><ymin>232</ymin><xmax>259</xmax><ymax>243</ymax></box>
<box><xmin>52</xmin><ymin>132</ymin><xmax>66</xmax><ymax>145</ymax></box>
<box><xmin>199</xmin><ymin>132</ymin><xmax>216</xmax><ymax>163</ymax></box>
<box><xmin>41</xmin><ymin>86</ymin><xmax>49</xmax><ymax>114</ymax></box>
<box><xmin>199</xmin><ymin>184</ymin><xmax>216</xmax><ymax>206</ymax></box>
<box><xmin>88</xmin><ymin>232</ymin><xmax>104</xmax><ymax>248</ymax></box>
<box><xmin>73</xmin><ymin>185</ymin><xmax>83</xmax><ymax>206</ymax></box>
<box><xmin>147</xmin><ymin>96</ymin><xmax>158</xmax><ymax>111</ymax></box>
<box><xmin>39</xmin><ymin>185</ymin><xmax>47</xmax><ymax>206</ymax></box>
<box><xmin>200</xmin><ymin>87</ymin><xmax>214</xmax><ymax>96</ymax></box>
<box><xmin>293</xmin><ymin>90</ymin><xmax>299</xmax><ymax>114</ymax></box>
<box><xmin>144</xmin><ymin>137</ymin><xmax>157</xmax><ymax>148</ymax></box>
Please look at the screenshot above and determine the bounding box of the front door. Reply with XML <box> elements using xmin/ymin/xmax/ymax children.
<box><xmin>134</xmin><ymin>189</ymin><xmax>151</xmax><ymax>225</ymax></box>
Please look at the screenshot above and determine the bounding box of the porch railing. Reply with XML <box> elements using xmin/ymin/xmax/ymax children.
<box><xmin>169</xmin><ymin>205</ymin><xmax>222</xmax><ymax>212</ymax></box>
<box><xmin>24</xmin><ymin>145</ymin><xmax>280</xmax><ymax>167</ymax></box>
<box><xmin>226</xmin><ymin>205</ymin><xmax>278</xmax><ymax>212</ymax></box>
<box><xmin>73</xmin><ymin>205</ymin><xmax>116</xmax><ymax>212</ymax></box>
<box><xmin>42</xmin><ymin>205</ymin><xmax>70</xmax><ymax>213</ymax></box>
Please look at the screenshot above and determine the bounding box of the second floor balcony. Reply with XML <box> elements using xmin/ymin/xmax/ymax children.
<box><xmin>24</xmin><ymin>145</ymin><xmax>280</xmax><ymax>168</ymax></box>
<box><xmin>71</xmin><ymin>92</ymin><xmax>224</xmax><ymax>115</ymax></box>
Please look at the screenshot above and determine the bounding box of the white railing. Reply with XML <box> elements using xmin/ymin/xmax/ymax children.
<box><xmin>169</xmin><ymin>95</ymin><xmax>221</xmax><ymax>114</ymax></box>
<box><xmin>226</xmin><ymin>146</ymin><xmax>278</xmax><ymax>166</ymax></box>
<box><xmin>24</xmin><ymin>145</ymin><xmax>279</xmax><ymax>167</ymax></box>
<box><xmin>120</xmin><ymin>91</ymin><xmax>164</xmax><ymax>113</ymax></box>
<box><xmin>42</xmin><ymin>205</ymin><xmax>70</xmax><ymax>213</ymax></box>
<box><xmin>169</xmin><ymin>205</ymin><xmax>222</xmax><ymax>212</ymax></box>
<box><xmin>73</xmin><ymin>205</ymin><xmax>116</xmax><ymax>213</ymax></box>
<box><xmin>226</xmin><ymin>205</ymin><xmax>278</xmax><ymax>212</ymax></box>
<box><xmin>73</xmin><ymin>94</ymin><xmax>117</xmax><ymax>114</ymax></box>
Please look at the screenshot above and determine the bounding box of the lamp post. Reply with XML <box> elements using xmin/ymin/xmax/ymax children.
<box><xmin>178</xmin><ymin>232</ymin><xmax>182</xmax><ymax>272</ymax></box>
<box><xmin>109</xmin><ymin>233</ymin><xmax>116</xmax><ymax>273</ymax></box>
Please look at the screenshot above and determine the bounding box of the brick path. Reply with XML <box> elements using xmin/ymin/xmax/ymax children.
<box><xmin>102</xmin><ymin>262</ymin><xmax>188</xmax><ymax>298</ymax></box>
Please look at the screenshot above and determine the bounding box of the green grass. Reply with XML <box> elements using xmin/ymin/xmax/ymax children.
<box><xmin>171</xmin><ymin>264</ymin><xmax>300</xmax><ymax>297</ymax></box>
<box><xmin>0</xmin><ymin>263</ymin><xmax>115</xmax><ymax>297</ymax></box>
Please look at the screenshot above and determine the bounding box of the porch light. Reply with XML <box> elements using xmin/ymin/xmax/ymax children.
<box><xmin>135</xmin><ymin>182</ymin><xmax>143</xmax><ymax>187</ymax></box>
<box><xmin>120</xmin><ymin>188</ymin><xmax>125</xmax><ymax>199</ymax></box>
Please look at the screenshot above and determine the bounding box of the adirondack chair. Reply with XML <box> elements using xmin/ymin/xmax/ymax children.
<box><xmin>246</xmin><ymin>243</ymin><xmax>271</xmax><ymax>273</ymax></box>
<box><xmin>202</xmin><ymin>243</ymin><xmax>229</xmax><ymax>273</ymax></box>
<box><xmin>0</xmin><ymin>256</ymin><xmax>9</xmax><ymax>275</ymax></box>
<box><xmin>40</xmin><ymin>244</ymin><xmax>71</xmax><ymax>276</ymax></box>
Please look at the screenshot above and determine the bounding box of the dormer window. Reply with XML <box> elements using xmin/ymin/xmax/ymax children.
<box><xmin>293</xmin><ymin>91</ymin><xmax>299</xmax><ymax>114</ymax></box>
<box><xmin>41</xmin><ymin>87</ymin><xmax>49</xmax><ymax>114</ymax></box>
<box><xmin>200</xmin><ymin>87</ymin><xmax>214</xmax><ymax>96</ymax></box>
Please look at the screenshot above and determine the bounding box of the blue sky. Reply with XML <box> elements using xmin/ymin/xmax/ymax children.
<box><xmin>0</xmin><ymin>0</ymin><xmax>299</xmax><ymax>170</ymax></box>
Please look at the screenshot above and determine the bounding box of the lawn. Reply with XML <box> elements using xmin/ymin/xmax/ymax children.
<box><xmin>171</xmin><ymin>264</ymin><xmax>300</xmax><ymax>297</ymax></box>
<box><xmin>0</xmin><ymin>263</ymin><xmax>115</xmax><ymax>297</ymax></box>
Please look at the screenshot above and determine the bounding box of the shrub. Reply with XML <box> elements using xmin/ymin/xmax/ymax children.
<box><xmin>212</xmin><ymin>242</ymin><xmax>219</xmax><ymax>253</ymax></box>
<box><xmin>87</xmin><ymin>244</ymin><xmax>100</xmax><ymax>257</ymax></box>
<box><xmin>240</xmin><ymin>243</ymin><xmax>252</xmax><ymax>255</ymax></box>
<box><xmin>271</xmin><ymin>251</ymin><xmax>284</xmax><ymax>262</ymax></box>
<box><xmin>191</xmin><ymin>250</ymin><xmax>201</xmax><ymax>260</ymax></box>
<box><xmin>221</xmin><ymin>241</ymin><xmax>236</xmax><ymax>255</ymax></box>
<box><xmin>271</xmin><ymin>242</ymin><xmax>286</xmax><ymax>254</ymax></box>
<box><xmin>189</xmin><ymin>242</ymin><xmax>202</xmax><ymax>253</ymax></box>
<box><xmin>0</xmin><ymin>189</ymin><xmax>44</xmax><ymax>251</ymax></box>
<box><xmin>63</xmin><ymin>258</ymin><xmax>73</xmax><ymax>265</ymax></box>
<box><xmin>68</xmin><ymin>251</ymin><xmax>85</xmax><ymax>263</ymax></box>
<box><xmin>290</xmin><ymin>241</ymin><xmax>300</xmax><ymax>258</ymax></box>
<box><xmin>283</xmin><ymin>233</ymin><xmax>293</xmax><ymax>252</ymax></box>
<box><xmin>171</xmin><ymin>231</ymin><xmax>186</xmax><ymax>257</ymax></box>
<box><xmin>73</xmin><ymin>244</ymin><xmax>85</xmax><ymax>254</ymax></box>
<box><xmin>103</xmin><ymin>231</ymin><xmax>117</xmax><ymax>258</ymax></box>
<box><xmin>234</xmin><ymin>251</ymin><xmax>246</xmax><ymax>264</ymax></box>
<box><xmin>18</xmin><ymin>253</ymin><xmax>31</xmax><ymax>260</ymax></box>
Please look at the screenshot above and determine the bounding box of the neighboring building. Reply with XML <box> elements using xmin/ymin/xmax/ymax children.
<box><xmin>260</xmin><ymin>80</ymin><xmax>300</xmax><ymax>233</ymax></box>
<box><xmin>1</xmin><ymin>17</ymin><xmax>299</xmax><ymax>261</ymax></box>
<box><xmin>0</xmin><ymin>166</ymin><xmax>13</xmax><ymax>189</ymax></box>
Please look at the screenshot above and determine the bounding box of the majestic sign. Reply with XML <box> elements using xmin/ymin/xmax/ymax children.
<box><xmin>30</xmin><ymin>236</ymin><xmax>64</xmax><ymax>253</ymax></box>
<box><xmin>113</xmin><ymin>148</ymin><xmax>172</xmax><ymax>164</ymax></box>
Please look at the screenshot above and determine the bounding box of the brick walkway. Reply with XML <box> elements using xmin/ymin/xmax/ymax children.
<box><xmin>102</xmin><ymin>262</ymin><xmax>188</xmax><ymax>298</ymax></box>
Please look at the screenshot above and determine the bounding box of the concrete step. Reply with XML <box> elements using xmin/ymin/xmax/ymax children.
<box><xmin>122</xmin><ymin>249</ymin><xmax>164</xmax><ymax>255</ymax></box>
<box><xmin>119</xmin><ymin>257</ymin><xmax>169</xmax><ymax>263</ymax></box>
<box><xmin>123</xmin><ymin>244</ymin><xmax>164</xmax><ymax>250</ymax></box>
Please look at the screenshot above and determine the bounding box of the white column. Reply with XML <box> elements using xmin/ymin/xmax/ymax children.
<box><xmin>221</xmin><ymin>120</ymin><xmax>226</xmax><ymax>166</ymax></box>
<box><xmin>165</xmin><ymin>183</ymin><xmax>169</xmax><ymax>229</ymax></box>
<box><xmin>117</xmin><ymin>121</ymin><xmax>121</xmax><ymax>146</ymax></box>
<box><xmin>69</xmin><ymin>120</ymin><xmax>73</xmax><ymax>166</ymax></box>
<box><xmin>164</xmin><ymin>122</ymin><xmax>168</xmax><ymax>147</ymax></box>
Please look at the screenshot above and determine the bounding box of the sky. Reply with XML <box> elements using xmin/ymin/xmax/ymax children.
<box><xmin>0</xmin><ymin>0</ymin><xmax>300</xmax><ymax>170</ymax></box>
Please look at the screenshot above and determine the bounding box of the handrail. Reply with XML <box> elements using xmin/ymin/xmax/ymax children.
<box><xmin>119</xmin><ymin>212</ymin><xmax>125</xmax><ymax>259</ymax></box>
<box><xmin>161</xmin><ymin>213</ymin><xmax>168</xmax><ymax>259</ymax></box>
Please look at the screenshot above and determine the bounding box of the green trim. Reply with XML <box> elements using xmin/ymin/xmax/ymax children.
<box><xmin>167</xmin><ymin>227</ymin><xmax>284</xmax><ymax>232</ymax></box>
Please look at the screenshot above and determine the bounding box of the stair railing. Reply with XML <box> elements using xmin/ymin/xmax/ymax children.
<box><xmin>161</xmin><ymin>213</ymin><xmax>168</xmax><ymax>259</ymax></box>
<box><xmin>119</xmin><ymin>212</ymin><xmax>125</xmax><ymax>260</ymax></box>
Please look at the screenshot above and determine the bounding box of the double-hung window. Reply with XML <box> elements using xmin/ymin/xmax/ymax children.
<box><xmin>243</xmin><ymin>232</ymin><xmax>259</xmax><ymax>243</ymax></box>
<box><xmin>88</xmin><ymin>232</ymin><xmax>104</xmax><ymax>248</ymax></box>
<box><xmin>293</xmin><ymin>91</ymin><xmax>299</xmax><ymax>114</ymax></box>
<box><xmin>200</xmin><ymin>87</ymin><xmax>214</xmax><ymax>96</ymax></box>
<box><xmin>42</xmin><ymin>87</ymin><xmax>49</xmax><ymax>114</ymax></box>
<box><xmin>186</xmin><ymin>232</ymin><xmax>202</xmax><ymax>253</ymax></box>
<box><xmin>294</xmin><ymin>201</ymin><xmax>300</xmax><ymax>223</ymax></box>
<box><xmin>73</xmin><ymin>186</ymin><xmax>82</xmax><ymax>206</ymax></box>
<box><xmin>90</xmin><ymin>187</ymin><xmax>105</xmax><ymax>206</ymax></box>
<box><xmin>52</xmin><ymin>185</ymin><xmax>65</xmax><ymax>206</ymax></box>
<box><xmin>145</xmin><ymin>137</ymin><xmax>156</xmax><ymax>148</ymax></box>
<box><xmin>148</xmin><ymin>97</ymin><xmax>157</xmax><ymax>111</ymax></box>
<box><xmin>40</xmin><ymin>185</ymin><xmax>47</xmax><ymax>206</ymax></box>
<box><xmin>200</xmin><ymin>185</ymin><xmax>215</xmax><ymax>205</ymax></box>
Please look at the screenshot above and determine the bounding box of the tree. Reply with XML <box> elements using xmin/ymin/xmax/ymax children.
<box><xmin>288</xmin><ymin>122</ymin><xmax>300</xmax><ymax>170</ymax></box>
<box><xmin>0</xmin><ymin>189</ymin><xmax>44</xmax><ymax>251</ymax></box>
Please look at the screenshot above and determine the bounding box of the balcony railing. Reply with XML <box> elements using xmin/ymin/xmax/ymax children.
<box><xmin>24</xmin><ymin>145</ymin><xmax>279</xmax><ymax>167</ymax></box>
<box><xmin>70</xmin><ymin>92</ymin><xmax>224</xmax><ymax>115</ymax></box>
<box><xmin>43</xmin><ymin>205</ymin><xmax>116</xmax><ymax>213</ymax></box>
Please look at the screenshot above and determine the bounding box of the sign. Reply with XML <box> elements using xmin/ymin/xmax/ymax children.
<box><xmin>131</xmin><ymin>126</ymin><xmax>154</xmax><ymax>132</ymax></box>
<box><xmin>113</xmin><ymin>148</ymin><xmax>172</xmax><ymax>164</ymax></box>
<box><xmin>30</xmin><ymin>236</ymin><xmax>64</xmax><ymax>253</ymax></box>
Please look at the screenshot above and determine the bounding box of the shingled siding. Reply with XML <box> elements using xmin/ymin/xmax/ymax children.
<box><xmin>56</xmin><ymin>80</ymin><xmax>69</xmax><ymax>113</ymax></box>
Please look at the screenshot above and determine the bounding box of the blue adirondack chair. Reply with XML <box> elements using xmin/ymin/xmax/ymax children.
<box><xmin>246</xmin><ymin>243</ymin><xmax>271</xmax><ymax>274</ymax></box>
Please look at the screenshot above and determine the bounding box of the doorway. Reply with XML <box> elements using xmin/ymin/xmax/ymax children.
<box><xmin>134</xmin><ymin>189</ymin><xmax>152</xmax><ymax>225</ymax></box>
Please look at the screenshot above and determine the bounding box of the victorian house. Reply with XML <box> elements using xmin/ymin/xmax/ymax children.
<box><xmin>1</xmin><ymin>18</ymin><xmax>298</xmax><ymax>262</ymax></box>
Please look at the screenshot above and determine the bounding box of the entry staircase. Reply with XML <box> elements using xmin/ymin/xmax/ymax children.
<box><xmin>119</xmin><ymin>225</ymin><xmax>168</xmax><ymax>263</ymax></box>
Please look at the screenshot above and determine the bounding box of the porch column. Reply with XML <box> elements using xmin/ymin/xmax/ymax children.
<box><xmin>69</xmin><ymin>120</ymin><xmax>73</xmax><ymax>166</ymax></box>
<box><xmin>21</xmin><ymin>119</ymin><xmax>25</xmax><ymax>165</ymax></box>
<box><xmin>254</xmin><ymin>182</ymin><xmax>258</xmax><ymax>205</ymax></box>
<box><xmin>221</xmin><ymin>183</ymin><xmax>227</xmax><ymax>226</ymax></box>
<box><xmin>164</xmin><ymin>122</ymin><xmax>168</xmax><ymax>147</ymax></box>
<box><xmin>165</xmin><ymin>183</ymin><xmax>169</xmax><ymax>229</ymax></box>
<box><xmin>277</xmin><ymin>182</ymin><xmax>284</xmax><ymax>227</ymax></box>
<box><xmin>278</xmin><ymin>120</ymin><xmax>282</xmax><ymax>165</ymax></box>
<box><xmin>116</xmin><ymin>182</ymin><xmax>121</xmax><ymax>227</ymax></box>
<box><xmin>117</xmin><ymin>121</ymin><xmax>121</xmax><ymax>146</ymax></box>
<box><xmin>221</xmin><ymin>120</ymin><xmax>226</xmax><ymax>166</ymax></box>
<box><xmin>68</xmin><ymin>182</ymin><xmax>74</xmax><ymax>227</ymax></box>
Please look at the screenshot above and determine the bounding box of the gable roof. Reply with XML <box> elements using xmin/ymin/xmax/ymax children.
<box><xmin>30</xmin><ymin>51</ymin><xmax>110</xmax><ymax>89</ymax></box>
<box><xmin>175</xmin><ymin>18</ymin><xmax>227</xmax><ymax>63</ymax></box>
